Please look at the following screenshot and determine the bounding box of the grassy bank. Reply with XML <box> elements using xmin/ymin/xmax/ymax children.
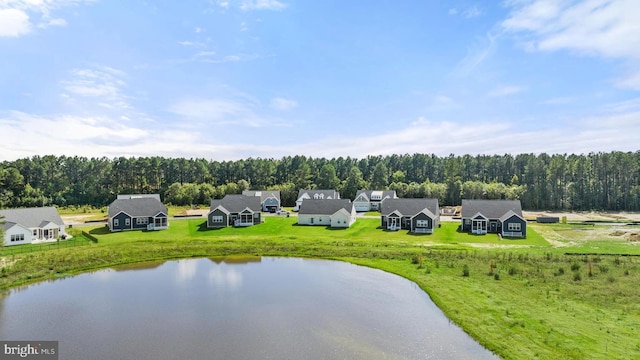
<box><xmin>1</xmin><ymin>218</ymin><xmax>639</xmax><ymax>359</ymax></box>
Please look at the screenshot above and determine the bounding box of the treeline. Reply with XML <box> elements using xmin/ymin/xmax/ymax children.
<box><xmin>1</xmin><ymin>152</ymin><xmax>639</xmax><ymax>211</ymax></box>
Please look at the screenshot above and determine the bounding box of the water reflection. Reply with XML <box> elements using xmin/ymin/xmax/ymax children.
<box><xmin>0</xmin><ymin>257</ymin><xmax>498</xmax><ymax>360</ymax></box>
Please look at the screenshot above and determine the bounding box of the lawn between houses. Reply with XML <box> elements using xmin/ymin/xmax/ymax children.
<box><xmin>1</xmin><ymin>218</ymin><xmax>639</xmax><ymax>360</ymax></box>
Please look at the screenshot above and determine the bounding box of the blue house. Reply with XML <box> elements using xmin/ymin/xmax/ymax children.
<box><xmin>108</xmin><ymin>194</ymin><xmax>169</xmax><ymax>232</ymax></box>
<box><xmin>461</xmin><ymin>199</ymin><xmax>526</xmax><ymax>238</ymax></box>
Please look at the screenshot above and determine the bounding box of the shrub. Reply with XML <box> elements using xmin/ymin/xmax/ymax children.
<box><xmin>570</xmin><ymin>263</ymin><xmax>581</xmax><ymax>271</ymax></box>
<box><xmin>494</xmin><ymin>273</ymin><xmax>500</xmax><ymax>280</ymax></box>
<box><xmin>573</xmin><ymin>272</ymin><xmax>582</xmax><ymax>281</ymax></box>
<box><xmin>508</xmin><ymin>266</ymin><xmax>518</xmax><ymax>276</ymax></box>
<box><xmin>462</xmin><ymin>264</ymin><xmax>470</xmax><ymax>277</ymax></box>
<box><xmin>556</xmin><ymin>267</ymin><xmax>565</xmax><ymax>276</ymax></box>
<box><xmin>598</xmin><ymin>265</ymin><xmax>608</xmax><ymax>273</ymax></box>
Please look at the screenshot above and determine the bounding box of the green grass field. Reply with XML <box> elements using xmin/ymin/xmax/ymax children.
<box><xmin>1</xmin><ymin>217</ymin><xmax>639</xmax><ymax>359</ymax></box>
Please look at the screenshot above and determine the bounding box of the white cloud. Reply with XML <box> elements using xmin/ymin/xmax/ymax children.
<box><xmin>0</xmin><ymin>0</ymin><xmax>94</xmax><ymax>37</ymax></box>
<box><xmin>463</xmin><ymin>6</ymin><xmax>483</xmax><ymax>18</ymax></box>
<box><xmin>455</xmin><ymin>32</ymin><xmax>497</xmax><ymax>76</ymax></box>
<box><xmin>240</xmin><ymin>0</ymin><xmax>286</xmax><ymax>11</ymax></box>
<box><xmin>502</xmin><ymin>0</ymin><xmax>640</xmax><ymax>89</ymax></box>
<box><xmin>434</xmin><ymin>95</ymin><xmax>453</xmax><ymax>104</ymax></box>
<box><xmin>62</xmin><ymin>67</ymin><xmax>128</xmax><ymax>101</ymax></box>
<box><xmin>270</xmin><ymin>97</ymin><xmax>297</xmax><ymax>111</ymax></box>
<box><xmin>448</xmin><ymin>8</ymin><xmax>458</xmax><ymax>15</ymax></box>
<box><xmin>615</xmin><ymin>69</ymin><xmax>640</xmax><ymax>90</ymax></box>
<box><xmin>169</xmin><ymin>97</ymin><xmax>289</xmax><ymax>127</ymax></box>
<box><xmin>0</xmin><ymin>8</ymin><xmax>31</xmax><ymax>37</ymax></box>
<box><xmin>216</xmin><ymin>0</ymin><xmax>230</xmax><ymax>9</ymax></box>
<box><xmin>2</xmin><ymin>103</ymin><xmax>639</xmax><ymax>161</ymax></box>
<box><xmin>488</xmin><ymin>85</ymin><xmax>526</xmax><ymax>97</ymax></box>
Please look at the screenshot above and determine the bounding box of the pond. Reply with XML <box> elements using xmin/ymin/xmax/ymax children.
<box><xmin>0</xmin><ymin>257</ymin><xmax>498</xmax><ymax>359</ymax></box>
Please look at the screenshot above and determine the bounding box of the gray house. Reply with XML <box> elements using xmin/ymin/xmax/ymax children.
<box><xmin>293</xmin><ymin>189</ymin><xmax>340</xmax><ymax>212</ymax></box>
<box><xmin>108</xmin><ymin>194</ymin><xmax>169</xmax><ymax>232</ymax></box>
<box><xmin>353</xmin><ymin>190</ymin><xmax>397</xmax><ymax>212</ymax></box>
<box><xmin>0</xmin><ymin>207</ymin><xmax>67</xmax><ymax>246</ymax></box>
<box><xmin>460</xmin><ymin>199</ymin><xmax>526</xmax><ymax>238</ymax></box>
<box><xmin>242</xmin><ymin>190</ymin><xmax>281</xmax><ymax>213</ymax></box>
<box><xmin>207</xmin><ymin>195</ymin><xmax>262</xmax><ymax>228</ymax></box>
<box><xmin>380</xmin><ymin>198</ymin><xmax>440</xmax><ymax>233</ymax></box>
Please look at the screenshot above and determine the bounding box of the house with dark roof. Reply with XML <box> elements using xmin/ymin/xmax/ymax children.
<box><xmin>242</xmin><ymin>190</ymin><xmax>281</xmax><ymax>213</ymax></box>
<box><xmin>207</xmin><ymin>195</ymin><xmax>262</xmax><ymax>228</ymax></box>
<box><xmin>380</xmin><ymin>198</ymin><xmax>440</xmax><ymax>233</ymax></box>
<box><xmin>108</xmin><ymin>194</ymin><xmax>169</xmax><ymax>232</ymax></box>
<box><xmin>353</xmin><ymin>190</ymin><xmax>397</xmax><ymax>212</ymax></box>
<box><xmin>297</xmin><ymin>199</ymin><xmax>356</xmax><ymax>228</ymax></box>
<box><xmin>0</xmin><ymin>207</ymin><xmax>67</xmax><ymax>246</ymax></box>
<box><xmin>293</xmin><ymin>189</ymin><xmax>340</xmax><ymax>212</ymax></box>
<box><xmin>460</xmin><ymin>199</ymin><xmax>526</xmax><ymax>238</ymax></box>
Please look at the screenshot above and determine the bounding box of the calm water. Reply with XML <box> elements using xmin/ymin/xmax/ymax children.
<box><xmin>0</xmin><ymin>258</ymin><xmax>498</xmax><ymax>359</ymax></box>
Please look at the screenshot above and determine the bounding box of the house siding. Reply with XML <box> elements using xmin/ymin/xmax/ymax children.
<box><xmin>411</xmin><ymin>212</ymin><xmax>433</xmax><ymax>232</ymax></box>
<box><xmin>298</xmin><ymin>214</ymin><xmax>331</xmax><ymax>226</ymax></box>
<box><xmin>111</xmin><ymin>212</ymin><xmax>132</xmax><ymax>231</ymax></box>
<box><xmin>207</xmin><ymin>209</ymin><xmax>228</xmax><ymax>228</ymax></box>
<box><xmin>4</xmin><ymin>224</ymin><xmax>32</xmax><ymax>246</ymax></box>
<box><xmin>262</xmin><ymin>198</ymin><xmax>280</xmax><ymax>212</ymax></box>
<box><xmin>501</xmin><ymin>215</ymin><xmax>527</xmax><ymax>238</ymax></box>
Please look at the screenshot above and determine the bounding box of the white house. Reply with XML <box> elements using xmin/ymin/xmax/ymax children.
<box><xmin>0</xmin><ymin>207</ymin><xmax>67</xmax><ymax>246</ymax></box>
<box><xmin>297</xmin><ymin>199</ymin><xmax>356</xmax><ymax>228</ymax></box>
<box><xmin>293</xmin><ymin>189</ymin><xmax>340</xmax><ymax>212</ymax></box>
<box><xmin>353</xmin><ymin>190</ymin><xmax>397</xmax><ymax>212</ymax></box>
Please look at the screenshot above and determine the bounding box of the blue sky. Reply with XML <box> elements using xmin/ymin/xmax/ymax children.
<box><xmin>1</xmin><ymin>0</ymin><xmax>639</xmax><ymax>161</ymax></box>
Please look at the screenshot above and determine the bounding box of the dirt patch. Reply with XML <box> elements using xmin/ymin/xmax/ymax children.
<box><xmin>627</xmin><ymin>233</ymin><xmax>640</xmax><ymax>242</ymax></box>
<box><xmin>523</xmin><ymin>211</ymin><xmax>640</xmax><ymax>222</ymax></box>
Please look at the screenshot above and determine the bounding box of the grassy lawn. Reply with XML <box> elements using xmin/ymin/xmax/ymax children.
<box><xmin>1</xmin><ymin>217</ymin><xmax>639</xmax><ymax>359</ymax></box>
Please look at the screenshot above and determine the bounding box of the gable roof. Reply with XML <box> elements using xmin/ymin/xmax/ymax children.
<box><xmin>380</xmin><ymin>198</ymin><xmax>439</xmax><ymax>217</ymax></box>
<box><xmin>296</xmin><ymin>189</ymin><xmax>340</xmax><ymax>200</ymax></box>
<box><xmin>108</xmin><ymin>197</ymin><xmax>168</xmax><ymax>218</ymax></box>
<box><xmin>0</xmin><ymin>207</ymin><xmax>65</xmax><ymax>229</ymax></box>
<box><xmin>242</xmin><ymin>190</ymin><xmax>281</xmax><ymax>203</ymax></box>
<box><xmin>499</xmin><ymin>209</ymin><xmax>525</xmax><ymax>222</ymax></box>
<box><xmin>461</xmin><ymin>200</ymin><xmax>523</xmax><ymax>219</ymax></box>
<box><xmin>210</xmin><ymin>195</ymin><xmax>261</xmax><ymax>213</ymax></box>
<box><xmin>299</xmin><ymin>199</ymin><xmax>353</xmax><ymax>215</ymax></box>
<box><xmin>355</xmin><ymin>190</ymin><xmax>397</xmax><ymax>201</ymax></box>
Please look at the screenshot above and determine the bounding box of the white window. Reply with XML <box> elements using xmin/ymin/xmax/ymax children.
<box><xmin>136</xmin><ymin>217</ymin><xmax>149</xmax><ymax>225</ymax></box>
<box><xmin>11</xmin><ymin>234</ymin><xmax>25</xmax><ymax>242</ymax></box>
<box><xmin>125</xmin><ymin>218</ymin><xmax>131</xmax><ymax>226</ymax></box>
<box><xmin>32</xmin><ymin>230</ymin><xmax>37</xmax><ymax>236</ymax></box>
<box><xmin>508</xmin><ymin>223</ymin><xmax>521</xmax><ymax>231</ymax></box>
<box><xmin>211</xmin><ymin>215</ymin><xmax>224</xmax><ymax>223</ymax></box>
<box><xmin>114</xmin><ymin>219</ymin><xmax>119</xmax><ymax>227</ymax></box>
<box><xmin>416</xmin><ymin>219</ymin><xmax>430</xmax><ymax>227</ymax></box>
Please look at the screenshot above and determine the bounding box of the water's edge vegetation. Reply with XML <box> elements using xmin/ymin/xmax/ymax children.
<box><xmin>1</xmin><ymin>218</ymin><xmax>639</xmax><ymax>360</ymax></box>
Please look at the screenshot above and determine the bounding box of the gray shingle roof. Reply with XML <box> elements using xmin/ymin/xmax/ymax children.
<box><xmin>297</xmin><ymin>189</ymin><xmax>340</xmax><ymax>200</ymax></box>
<box><xmin>380</xmin><ymin>198</ymin><xmax>439</xmax><ymax>217</ymax></box>
<box><xmin>210</xmin><ymin>195</ymin><xmax>261</xmax><ymax>213</ymax></box>
<box><xmin>0</xmin><ymin>207</ymin><xmax>65</xmax><ymax>229</ymax></box>
<box><xmin>461</xmin><ymin>200</ymin><xmax>523</xmax><ymax>219</ymax></box>
<box><xmin>117</xmin><ymin>194</ymin><xmax>161</xmax><ymax>201</ymax></box>
<box><xmin>108</xmin><ymin>197</ymin><xmax>168</xmax><ymax>218</ymax></box>
<box><xmin>242</xmin><ymin>190</ymin><xmax>281</xmax><ymax>203</ymax></box>
<box><xmin>298</xmin><ymin>199</ymin><xmax>353</xmax><ymax>215</ymax></box>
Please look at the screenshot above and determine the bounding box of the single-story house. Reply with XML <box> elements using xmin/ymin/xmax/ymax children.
<box><xmin>380</xmin><ymin>198</ymin><xmax>440</xmax><ymax>233</ymax></box>
<box><xmin>0</xmin><ymin>207</ymin><xmax>67</xmax><ymax>246</ymax></box>
<box><xmin>242</xmin><ymin>190</ymin><xmax>281</xmax><ymax>213</ymax></box>
<box><xmin>353</xmin><ymin>190</ymin><xmax>397</xmax><ymax>212</ymax></box>
<box><xmin>108</xmin><ymin>194</ymin><xmax>169</xmax><ymax>232</ymax></box>
<box><xmin>293</xmin><ymin>189</ymin><xmax>340</xmax><ymax>212</ymax></box>
<box><xmin>207</xmin><ymin>195</ymin><xmax>262</xmax><ymax>228</ymax></box>
<box><xmin>460</xmin><ymin>199</ymin><xmax>526</xmax><ymax>238</ymax></box>
<box><xmin>297</xmin><ymin>199</ymin><xmax>356</xmax><ymax>228</ymax></box>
